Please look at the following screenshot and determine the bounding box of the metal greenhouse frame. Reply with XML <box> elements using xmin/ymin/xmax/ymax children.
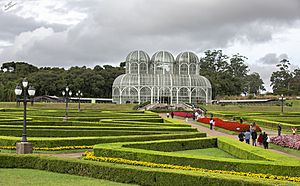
<box><xmin>112</xmin><ymin>51</ymin><xmax>212</xmax><ymax>104</ymax></box>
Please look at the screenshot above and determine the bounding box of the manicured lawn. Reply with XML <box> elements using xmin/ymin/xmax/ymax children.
<box><xmin>269</xmin><ymin>143</ymin><xmax>300</xmax><ymax>157</ymax></box>
<box><xmin>0</xmin><ymin>168</ymin><xmax>136</xmax><ymax>186</ymax></box>
<box><xmin>171</xmin><ymin>147</ymin><xmax>237</xmax><ymax>159</ymax></box>
<box><xmin>204</xmin><ymin>100</ymin><xmax>300</xmax><ymax>113</ymax></box>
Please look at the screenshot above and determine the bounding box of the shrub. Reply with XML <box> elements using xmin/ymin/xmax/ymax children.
<box><xmin>93</xmin><ymin>137</ymin><xmax>300</xmax><ymax>177</ymax></box>
<box><xmin>0</xmin><ymin>153</ymin><xmax>288</xmax><ymax>186</ymax></box>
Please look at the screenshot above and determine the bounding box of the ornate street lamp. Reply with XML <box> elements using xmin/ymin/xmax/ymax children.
<box><xmin>62</xmin><ymin>87</ymin><xmax>72</xmax><ymax>121</ymax></box>
<box><xmin>76</xmin><ymin>90</ymin><xmax>83</xmax><ymax>112</ymax></box>
<box><xmin>14</xmin><ymin>78</ymin><xmax>35</xmax><ymax>154</ymax></box>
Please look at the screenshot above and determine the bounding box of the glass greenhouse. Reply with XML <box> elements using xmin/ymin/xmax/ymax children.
<box><xmin>112</xmin><ymin>50</ymin><xmax>212</xmax><ymax>104</ymax></box>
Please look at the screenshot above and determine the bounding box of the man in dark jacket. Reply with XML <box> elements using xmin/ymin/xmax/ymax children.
<box><xmin>252</xmin><ymin>130</ymin><xmax>258</xmax><ymax>146</ymax></box>
<box><xmin>238</xmin><ymin>131</ymin><xmax>245</xmax><ymax>142</ymax></box>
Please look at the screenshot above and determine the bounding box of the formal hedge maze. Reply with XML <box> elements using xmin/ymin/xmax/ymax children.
<box><xmin>1</xmin><ymin>108</ymin><xmax>300</xmax><ymax>185</ymax></box>
<box><xmin>0</xmin><ymin>108</ymin><xmax>204</xmax><ymax>148</ymax></box>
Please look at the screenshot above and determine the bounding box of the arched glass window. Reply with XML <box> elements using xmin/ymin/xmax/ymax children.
<box><xmin>140</xmin><ymin>63</ymin><xmax>147</xmax><ymax>74</ymax></box>
<box><xmin>180</xmin><ymin>64</ymin><xmax>188</xmax><ymax>75</ymax></box>
<box><xmin>189</xmin><ymin>64</ymin><xmax>196</xmax><ymax>75</ymax></box>
<box><xmin>130</xmin><ymin>63</ymin><xmax>138</xmax><ymax>74</ymax></box>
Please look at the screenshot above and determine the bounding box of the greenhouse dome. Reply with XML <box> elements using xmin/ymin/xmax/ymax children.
<box><xmin>112</xmin><ymin>51</ymin><xmax>212</xmax><ymax>104</ymax></box>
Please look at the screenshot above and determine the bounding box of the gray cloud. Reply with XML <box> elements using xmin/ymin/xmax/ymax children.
<box><xmin>258</xmin><ymin>53</ymin><xmax>289</xmax><ymax>65</ymax></box>
<box><xmin>1</xmin><ymin>0</ymin><xmax>300</xmax><ymax>68</ymax></box>
<box><xmin>0</xmin><ymin>10</ymin><xmax>67</xmax><ymax>41</ymax></box>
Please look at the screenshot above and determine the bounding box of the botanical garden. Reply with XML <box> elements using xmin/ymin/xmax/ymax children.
<box><xmin>0</xmin><ymin>100</ymin><xmax>300</xmax><ymax>186</ymax></box>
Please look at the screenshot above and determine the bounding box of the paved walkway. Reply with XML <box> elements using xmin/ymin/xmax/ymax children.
<box><xmin>46</xmin><ymin>152</ymin><xmax>85</xmax><ymax>158</ymax></box>
<box><xmin>160</xmin><ymin>113</ymin><xmax>300</xmax><ymax>160</ymax></box>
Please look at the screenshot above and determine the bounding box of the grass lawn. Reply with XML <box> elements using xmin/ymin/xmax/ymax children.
<box><xmin>171</xmin><ymin>147</ymin><xmax>237</xmax><ymax>159</ymax></box>
<box><xmin>0</xmin><ymin>168</ymin><xmax>136</xmax><ymax>186</ymax></box>
<box><xmin>269</xmin><ymin>143</ymin><xmax>300</xmax><ymax>157</ymax></box>
<box><xmin>204</xmin><ymin>100</ymin><xmax>300</xmax><ymax>113</ymax></box>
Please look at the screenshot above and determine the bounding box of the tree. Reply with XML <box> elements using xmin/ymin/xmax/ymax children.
<box><xmin>199</xmin><ymin>50</ymin><xmax>251</xmax><ymax>98</ymax></box>
<box><xmin>244</xmin><ymin>72</ymin><xmax>265</xmax><ymax>95</ymax></box>
<box><xmin>270</xmin><ymin>59</ymin><xmax>293</xmax><ymax>95</ymax></box>
<box><xmin>199</xmin><ymin>50</ymin><xmax>229</xmax><ymax>98</ymax></box>
<box><xmin>289</xmin><ymin>68</ymin><xmax>300</xmax><ymax>95</ymax></box>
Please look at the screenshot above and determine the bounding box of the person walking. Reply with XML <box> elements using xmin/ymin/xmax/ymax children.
<box><xmin>170</xmin><ymin>112</ymin><xmax>174</xmax><ymax>119</ymax></box>
<box><xmin>262</xmin><ymin>132</ymin><xmax>269</xmax><ymax>149</ymax></box>
<box><xmin>292</xmin><ymin>127</ymin><xmax>297</xmax><ymax>135</ymax></box>
<box><xmin>238</xmin><ymin>131</ymin><xmax>245</xmax><ymax>142</ymax></box>
<box><xmin>277</xmin><ymin>124</ymin><xmax>282</xmax><ymax>136</ymax></box>
<box><xmin>166</xmin><ymin>112</ymin><xmax>170</xmax><ymax>118</ymax></box>
<box><xmin>240</xmin><ymin>117</ymin><xmax>244</xmax><ymax>124</ymax></box>
<box><xmin>257</xmin><ymin>133</ymin><xmax>263</xmax><ymax>146</ymax></box>
<box><xmin>252</xmin><ymin>130</ymin><xmax>257</xmax><ymax>146</ymax></box>
<box><xmin>209</xmin><ymin>119</ymin><xmax>213</xmax><ymax>130</ymax></box>
<box><xmin>244</xmin><ymin>130</ymin><xmax>251</xmax><ymax>144</ymax></box>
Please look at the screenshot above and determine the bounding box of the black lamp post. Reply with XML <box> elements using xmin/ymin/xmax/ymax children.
<box><xmin>281</xmin><ymin>94</ymin><xmax>284</xmax><ymax>114</ymax></box>
<box><xmin>14</xmin><ymin>78</ymin><xmax>35</xmax><ymax>154</ymax></box>
<box><xmin>62</xmin><ymin>87</ymin><xmax>72</xmax><ymax>121</ymax></box>
<box><xmin>76</xmin><ymin>90</ymin><xmax>83</xmax><ymax>112</ymax></box>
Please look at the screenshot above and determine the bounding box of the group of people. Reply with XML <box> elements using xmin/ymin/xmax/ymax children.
<box><xmin>238</xmin><ymin>123</ymin><xmax>270</xmax><ymax>149</ymax></box>
<box><xmin>278</xmin><ymin>124</ymin><xmax>297</xmax><ymax>136</ymax></box>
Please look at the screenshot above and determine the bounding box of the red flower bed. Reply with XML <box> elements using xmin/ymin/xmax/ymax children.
<box><xmin>197</xmin><ymin>117</ymin><xmax>261</xmax><ymax>132</ymax></box>
<box><xmin>173</xmin><ymin>112</ymin><xmax>193</xmax><ymax>118</ymax></box>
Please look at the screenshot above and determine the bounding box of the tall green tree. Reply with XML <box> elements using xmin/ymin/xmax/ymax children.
<box><xmin>199</xmin><ymin>50</ymin><xmax>251</xmax><ymax>98</ymax></box>
<box><xmin>244</xmin><ymin>72</ymin><xmax>265</xmax><ymax>95</ymax></box>
<box><xmin>270</xmin><ymin>59</ymin><xmax>293</xmax><ymax>95</ymax></box>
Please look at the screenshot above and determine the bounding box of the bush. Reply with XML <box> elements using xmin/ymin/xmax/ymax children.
<box><xmin>0</xmin><ymin>132</ymin><xmax>206</xmax><ymax>147</ymax></box>
<box><xmin>93</xmin><ymin>137</ymin><xmax>300</xmax><ymax>177</ymax></box>
<box><xmin>123</xmin><ymin>138</ymin><xmax>217</xmax><ymax>152</ymax></box>
<box><xmin>0</xmin><ymin>153</ymin><xmax>285</xmax><ymax>186</ymax></box>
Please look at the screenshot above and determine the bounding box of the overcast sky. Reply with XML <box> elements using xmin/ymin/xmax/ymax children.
<box><xmin>1</xmin><ymin>0</ymin><xmax>300</xmax><ymax>91</ymax></box>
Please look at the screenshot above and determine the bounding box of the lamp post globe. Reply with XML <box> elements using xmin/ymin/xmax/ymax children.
<box><xmin>14</xmin><ymin>85</ymin><xmax>22</xmax><ymax>106</ymax></box>
<box><xmin>15</xmin><ymin>85</ymin><xmax>22</xmax><ymax>96</ymax></box>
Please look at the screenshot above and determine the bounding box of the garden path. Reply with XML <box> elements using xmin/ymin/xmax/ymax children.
<box><xmin>46</xmin><ymin>152</ymin><xmax>84</xmax><ymax>159</ymax></box>
<box><xmin>160</xmin><ymin>113</ymin><xmax>300</xmax><ymax>160</ymax></box>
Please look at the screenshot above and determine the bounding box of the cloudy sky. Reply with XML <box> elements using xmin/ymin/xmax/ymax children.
<box><xmin>1</xmin><ymin>0</ymin><xmax>300</xmax><ymax>91</ymax></box>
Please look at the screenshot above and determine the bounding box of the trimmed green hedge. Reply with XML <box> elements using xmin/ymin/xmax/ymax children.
<box><xmin>0</xmin><ymin>132</ymin><xmax>206</xmax><ymax>147</ymax></box>
<box><xmin>123</xmin><ymin>138</ymin><xmax>217</xmax><ymax>152</ymax></box>
<box><xmin>93</xmin><ymin>137</ymin><xmax>300</xmax><ymax>177</ymax></box>
<box><xmin>0</xmin><ymin>128</ymin><xmax>169</xmax><ymax>137</ymax></box>
<box><xmin>0</xmin><ymin>125</ymin><xmax>196</xmax><ymax>132</ymax></box>
<box><xmin>0</xmin><ymin>153</ymin><xmax>295</xmax><ymax>186</ymax></box>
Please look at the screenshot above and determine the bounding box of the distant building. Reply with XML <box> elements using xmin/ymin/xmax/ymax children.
<box><xmin>112</xmin><ymin>50</ymin><xmax>212</xmax><ymax>104</ymax></box>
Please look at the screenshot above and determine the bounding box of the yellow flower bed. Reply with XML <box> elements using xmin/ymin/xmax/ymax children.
<box><xmin>82</xmin><ymin>151</ymin><xmax>300</xmax><ymax>183</ymax></box>
<box><xmin>0</xmin><ymin>146</ymin><xmax>93</xmax><ymax>151</ymax></box>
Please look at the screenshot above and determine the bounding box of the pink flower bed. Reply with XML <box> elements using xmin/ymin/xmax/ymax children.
<box><xmin>197</xmin><ymin>117</ymin><xmax>262</xmax><ymax>132</ymax></box>
<box><xmin>271</xmin><ymin>135</ymin><xmax>300</xmax><ymax>150</ymax></box>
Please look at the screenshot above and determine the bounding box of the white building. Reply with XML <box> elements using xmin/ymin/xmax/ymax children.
<box><xmin>112</xmin><ymin>50</ymin><xmax>212</xmax><ymax>104</ymax></box>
